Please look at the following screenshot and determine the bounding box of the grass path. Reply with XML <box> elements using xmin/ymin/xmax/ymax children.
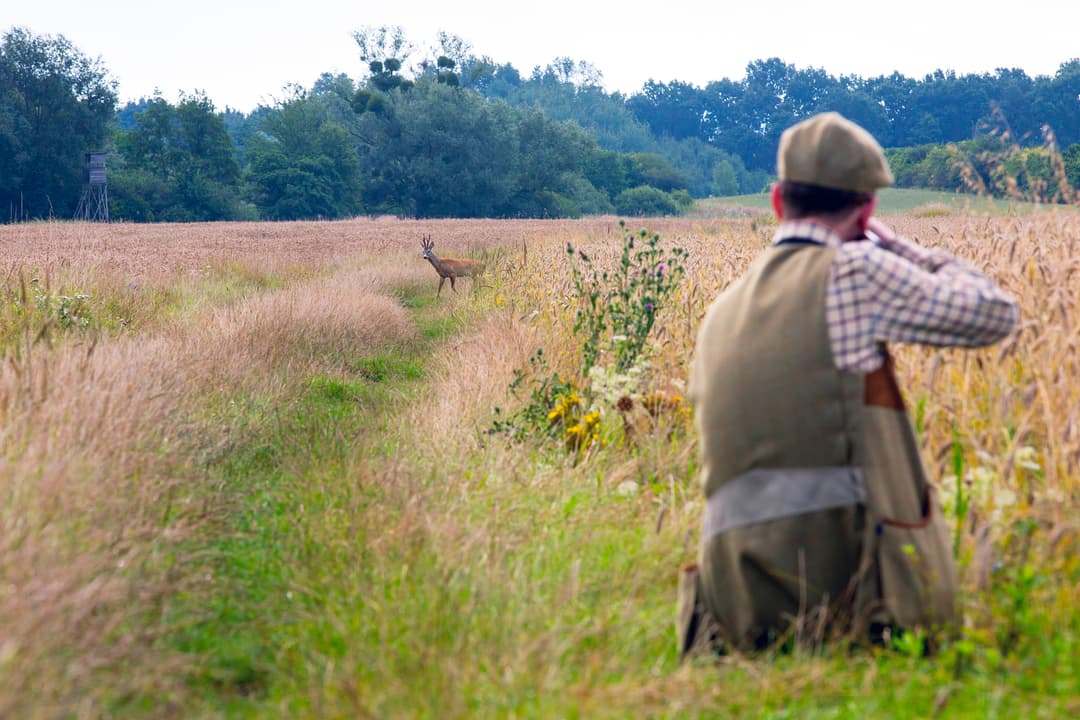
<box><xmin>134</xmin><ymin>285</ymin><xmax>463</xmax><ymax>716</ymax></box>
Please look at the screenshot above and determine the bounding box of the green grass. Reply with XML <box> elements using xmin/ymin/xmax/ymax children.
<box><xmin>696</xmin><ymin>187</ymin><xmax>1063</xmax><ymax>215</ymax></box>
<box><xmin>130</xmin><ymin>285</ymin><xmax>471</xmax><ymax>715</ymax></box>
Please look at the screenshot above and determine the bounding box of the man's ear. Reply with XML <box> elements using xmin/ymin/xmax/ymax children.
<box><xmin>770</xmin><ymin>183</ymin><xmax>784</xmax><ymax>219</ymax></box>
<box><xmin>856</xmin><ymin>196</ymin><xmax>878</xmax><ymax>232</ymax></box>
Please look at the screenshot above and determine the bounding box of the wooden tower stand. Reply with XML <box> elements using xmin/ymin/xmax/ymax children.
<box><xmin>75</xmin><ymin>151</ymin><xmax>109</xmax><ymax>222</ymax></box>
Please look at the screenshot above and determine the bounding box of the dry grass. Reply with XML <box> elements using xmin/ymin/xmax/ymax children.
<box><xmin>0</xmin><ymin>219</ymin><xmax>470</xmax><ymax>716</ymax></box>
<box><xmin>0</xmin><ymin>332</ymin><xmax>196</xmax><ymax>716</ymax></box>
<box><xmin>539</xmin><ymin>212</ymin><xmax>1079</xmax><ymax>605</ymax></box>
<box><xmin>405</xmin><ymin>314</ymin><xmax>534</xmax><ymax>450</ymax></box>
<box><xmin>911</xmin><ymin>202</ymin><xmax>955</xmax><ymax>218</ymax></box>
<box><xmin>382</xmin><ymin>210</ymin><xmax>1079</xmax><ymax>706</ymax></box>
<box><xmin>496</xmin><ymin>212</ymin><xmax>1080</xmax><ymax>491</ymax></box>
<box><xmin>202</xmin><ymin>268</ymin><xmax>418</xmax><ymax>385</ymax></box>
<box><xmin>1</xmin><ymin>212</ymin><xmax>1077</xmax><ymax>716</ymax></box>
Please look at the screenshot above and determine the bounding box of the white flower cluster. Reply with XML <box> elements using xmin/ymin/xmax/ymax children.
<box><xmin>587</xmin><ymin>361</ymin><xmax>648</xmax><ymax>409</ymax></box>
<box><xmin>938</xmin><ymin>444</ymin><xmax>1046</xmax><ymax>524</ymax></box>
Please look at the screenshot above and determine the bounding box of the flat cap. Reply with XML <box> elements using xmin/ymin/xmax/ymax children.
<box><xmin>777</xmin><ymin>112</ymin><xmax>894</xmax><ymax>193</ymax></box>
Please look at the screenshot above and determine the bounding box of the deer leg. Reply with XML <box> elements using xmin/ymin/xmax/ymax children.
<box><xmin>438</xmin><ymin>276</ymin><xmax>445</xmax><ymax>297</ymax></box>
<box><xmin>450</xmin><ymin>276</ymin><xmax>457</xmax><ymax>292</ymax></box>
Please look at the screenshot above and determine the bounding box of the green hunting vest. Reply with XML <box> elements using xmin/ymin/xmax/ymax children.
<box><xmin>688</xmin><ymin>241</ymin><xmax>956</xmax><ymax>651</ymax></box>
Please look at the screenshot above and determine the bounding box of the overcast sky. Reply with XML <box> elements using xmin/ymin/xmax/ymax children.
<box><xmin>8</xmin><ymin>1</ymin><xmax>1079</xmax><ymax>112</ymax></box>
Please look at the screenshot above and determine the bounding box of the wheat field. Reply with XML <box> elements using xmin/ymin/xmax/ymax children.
<box><xmin>0</xmin><ymin>211</ymin><xmax>1077</xmax><ymax>717</ymax></box>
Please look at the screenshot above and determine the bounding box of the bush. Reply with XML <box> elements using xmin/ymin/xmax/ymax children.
<box><xmin>614</xmin><ymin>186</ymin><xmax>679</xmax><ymax>216</ymax></box>
<box><xmin>670</xmin><ymin>188</ymin><xmax>693</xmax><ymax>209</ymax></box>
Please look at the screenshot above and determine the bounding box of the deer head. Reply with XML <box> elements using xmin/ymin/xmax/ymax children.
<box><xmin>421</xmin><ymin>235</ymin><xmax>435</xmax><ymax>260</ymax></box>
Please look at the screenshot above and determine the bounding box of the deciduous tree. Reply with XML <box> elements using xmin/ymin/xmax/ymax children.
<box><xmin>0</xmin><ymin>27</ymin><xmax>116</xmax><ymax>221</ymax></box>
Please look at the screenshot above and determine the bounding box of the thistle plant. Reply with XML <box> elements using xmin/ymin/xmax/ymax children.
<box><xmin>491</xmin><ymin>221</ymin><xmax>688</xmax><ymax>456</ymax></box>
<box><xmin>567</xmin><ymin>220</ymin><xmax>687</xmax><ymax>375</ymax></box>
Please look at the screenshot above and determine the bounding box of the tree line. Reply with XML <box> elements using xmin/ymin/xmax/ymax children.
<box><xmin>2</xmin><ymin>25</ymin><xmax>1078</xmax><ymax>223</ymax></box>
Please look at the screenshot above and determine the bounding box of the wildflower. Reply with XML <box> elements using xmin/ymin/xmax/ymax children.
<box><xmin>564</xmin><ymin>423</ymin><xmax>586</xmax><ymax>449</ymax></box>
<box><xmin>1015</xmin><ymin>445</ymin><xmax>1041</xmax><ymax>472</ymax></box>
<box><xmin>548</xmin><ymin>391</ymin><xmax>582</xmax><ymax>423</ymax></box>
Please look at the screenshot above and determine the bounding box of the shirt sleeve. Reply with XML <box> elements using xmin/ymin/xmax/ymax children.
<box><xmin>861</xmin><ymin>237</ymin><xmax>1020</xmax><ymax>350</ymax></box>
<box><xmin>875</xmin><ymin>233</ymin><xmax>953</xmax><ymax>272</ymax></box>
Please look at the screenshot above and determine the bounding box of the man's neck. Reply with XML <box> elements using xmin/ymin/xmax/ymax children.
<box><xmin>793</xmin><ymin>214</ymin><xmax>861</xmax><ymax>242</ymax></box>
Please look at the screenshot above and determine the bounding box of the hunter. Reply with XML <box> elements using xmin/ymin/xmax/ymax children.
<box><xmin>681</xmin><ymin>112</ymin><xmax>1019</xmax><ymax>654</ymax></box>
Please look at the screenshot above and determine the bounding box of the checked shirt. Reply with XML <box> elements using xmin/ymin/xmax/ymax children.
<box><xmin>774</xmin><ymin>220</ymin><xmax>1020</xmax><ymax>372</ymax></box>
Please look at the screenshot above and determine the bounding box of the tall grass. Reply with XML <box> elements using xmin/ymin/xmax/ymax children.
<box><xmin>2</xmin><ymin>213</ymin><xmax>1077</xmax><ymax>717</ymax></box>
<box><xmin>0</xmin><ymin>220</ymin><xmax>431</xmax><ymax>716</ymax></box>
<box><xmin>318</xmin><ymin>212</ymin><xmax>1079</xmax><ymax>716</ymax></box>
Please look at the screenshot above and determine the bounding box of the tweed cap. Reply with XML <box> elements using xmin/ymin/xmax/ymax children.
<box><xmin>777</xmin><ymin>112</ymin><xmax>894</xmax><ymax>193</ymax></box>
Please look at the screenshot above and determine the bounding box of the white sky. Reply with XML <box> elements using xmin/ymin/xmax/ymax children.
<box><xmin>8</xmin><ymin>1</ymin><xmax>1080</xmax><ymax>113</ymax></box>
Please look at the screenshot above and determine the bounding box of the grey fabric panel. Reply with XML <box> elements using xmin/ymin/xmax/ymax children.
<box><xmin>702</xmin><ymin>466</ymin><xmax>866</xmax><ymax>541</ymax></box>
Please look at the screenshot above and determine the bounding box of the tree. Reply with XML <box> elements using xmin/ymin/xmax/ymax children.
<box><xmin>711</xmin><ymin>157</ymin><xmax>739</xmax><ymax>196</ymax></box>
<box><xmin>1063</xmin><ymin>143</ymin><xmax>1080</xmax><ymax>190</ymax></box>
<box><xmin>352</xmin><ymin>25</ymin><xmax>413</xmax><ymax>95</ymax></box>
<box><xmin>510</xmin><ymin>106</ymin><xmax>601</xmax><ymax>216</ymax></box>
<box><xmin>1034</xmin><ymin>60</ymin><xmax>1080</xmax><ymax>148</ymax></box>
<box><xmin>0</xmin><ymin>27</ymin><xmax>116</xmax><ymax>221</ymax></box>
<box><xmin>626</xmin><ymin>153</ymin><xmax>687</xmax><ymax>192</ymax></box>
<box><xmin>351</xmin><ymin>70</ymin><xmax>612</xmax><ymax>218</ymax></box>
<box><xmin>354</xmin><ymin>79</ymin><xmax>518</xmax><ymax>217</ymax></box>
<box><xmin>627</xmin><ymin>80</ymin><xmax>708</xmax><ymax>141</ymax></box>
<box><xmin>430</xmin><ymin>32</ymin><xmax>470</xmax><ymax>86</ymax></box>
<box><xmin>175</xmin><ymin>92</ymin><xmax>241</xmax><ymax>187</ymax></box>
<box><xmin>246</xmin><ymin>89</ymin><xmax>362</xmax><ymax>220</ymax></box>
<box><xmin>987</xmin><ymin>68</ymin><xmax>1038</xmax><ymax>141</ymax></box>
<box><xmin>111</xmin><ymin>92</ymin><xmax>246</xmax><ymax>221</ymax></box>
<box><xmin>584</xmin><ymin>149</ymin><xmax>632</xmax><ymax>200</ymax></box>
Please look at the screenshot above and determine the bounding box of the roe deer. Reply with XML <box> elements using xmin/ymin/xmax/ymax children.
<box><xmin>421</xmin><ymin>235</ymin><xmax>485</xmax><ymax>297</ymax></box>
